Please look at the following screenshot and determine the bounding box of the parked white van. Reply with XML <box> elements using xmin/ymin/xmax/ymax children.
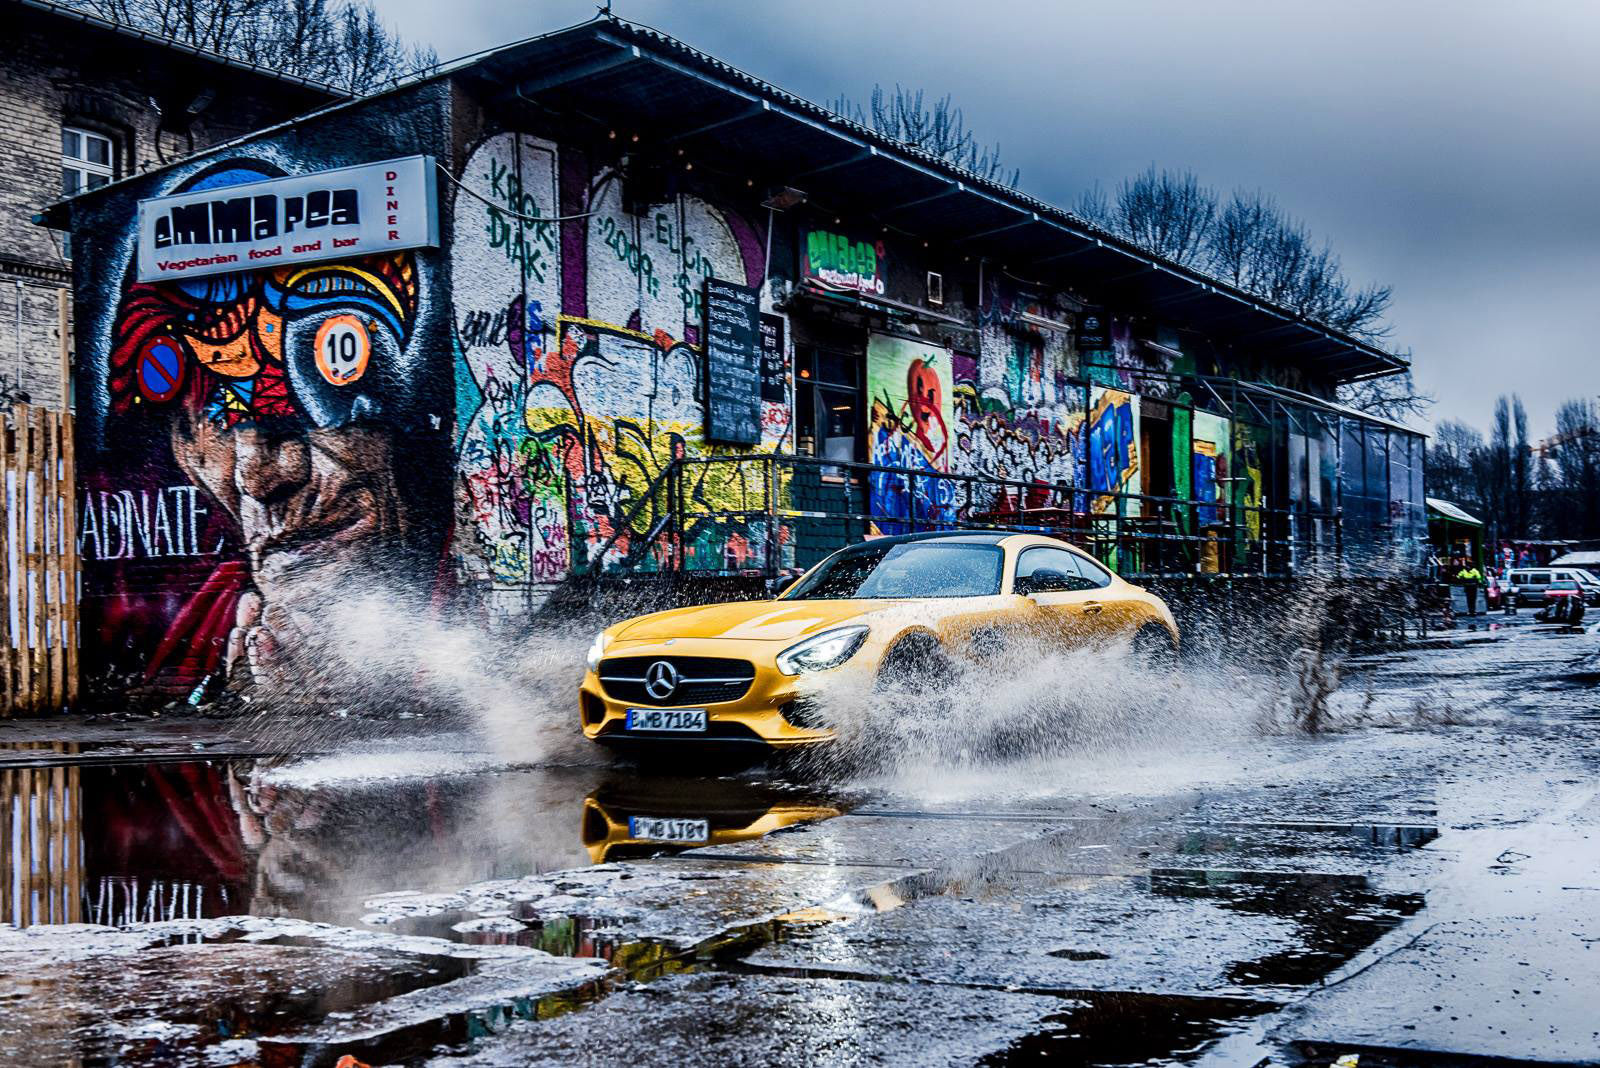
<box><xmin>1507</xmin><ymin>568</ymin><xmax>1600</xmax><ymax>607</ymax></box>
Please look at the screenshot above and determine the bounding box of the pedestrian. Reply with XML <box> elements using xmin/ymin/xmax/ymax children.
<box><xmin>1456</xmin><ymin>561</ymin><xmax>1483</xmax><ymax>616</ymax></box>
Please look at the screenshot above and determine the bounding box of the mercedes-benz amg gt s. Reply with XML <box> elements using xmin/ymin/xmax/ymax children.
<box><xmin>578</xmin><ymin>531</ymin><xmax>1179</xmax><ymax>753</ymax></box>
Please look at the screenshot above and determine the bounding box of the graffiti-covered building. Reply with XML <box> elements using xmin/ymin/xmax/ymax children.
<box><xmin>42</xmin><ymin>16</ymin><xmax>1426</xmax><ymax>698</ymax></box>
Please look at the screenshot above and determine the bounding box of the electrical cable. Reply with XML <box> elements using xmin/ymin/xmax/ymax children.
<box><xmin>434</xmin><ymin>161</ymin><xmax>604</xmax><ymax>223</ymax></box>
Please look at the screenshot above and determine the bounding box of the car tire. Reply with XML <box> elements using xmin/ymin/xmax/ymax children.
<box><xmin>1130</xmin><ymin>624</ymin><xmax>1179</xmax><ymax>670</ymax></box>
<box><xmin>875</xmin><ymin>635</ymin><xmax>955</xmax><ymax>713</ymax></box>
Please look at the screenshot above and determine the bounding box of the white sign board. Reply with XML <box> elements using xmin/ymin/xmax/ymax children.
<box><xmin>135</xmin><ymin>155</ymin><xmax>438</xmax><ymax>283</ymax></box>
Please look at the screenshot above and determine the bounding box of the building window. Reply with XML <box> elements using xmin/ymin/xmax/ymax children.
<box><xmin>794</xmin><ymin>345</ymin><xmax>863</xmax><ymax>470</ymax></box>
<box><xmin>62</xmin><ymin>126</ymin><xmax>115</xmax><ymax>196</ymax></box>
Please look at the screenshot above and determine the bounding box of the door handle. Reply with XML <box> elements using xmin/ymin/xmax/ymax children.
<box><xmin>1082</xmin><ymin>601</ymin><xmax>1104</xmax><ymax>614</ymax></box>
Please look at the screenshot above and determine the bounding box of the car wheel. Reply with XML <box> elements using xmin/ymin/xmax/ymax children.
<box><xmin>875</xmin><ymin>635</ymin><xmax>955</xmax><ymax>714</ymax></box>
<box><xmin>1130</xmin><ymin>624</ymin><xmax>1179</xmax><ymax>670</ymax></box>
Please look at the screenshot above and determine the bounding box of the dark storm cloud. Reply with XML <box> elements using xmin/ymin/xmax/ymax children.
<box><xmin>388</xmin><ymin>0</ymin><xmax>1600</xmax><ymax>438</ymax></box>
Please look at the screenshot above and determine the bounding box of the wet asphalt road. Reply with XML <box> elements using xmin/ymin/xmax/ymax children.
<box><xmin>1</xmin><ymin>615</ymin><xmax>1597</xmax><ymax>1067</ymax></box>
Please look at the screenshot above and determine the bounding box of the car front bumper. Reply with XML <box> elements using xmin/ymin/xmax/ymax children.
<box><xmin>579</xmin><ymin>638</ymin><xmax>837</xmax><ymax>750</ymax></box>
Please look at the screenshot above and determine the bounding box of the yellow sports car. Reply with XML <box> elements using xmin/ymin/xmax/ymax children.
<box><xmin>578</xmin><ymin>531</ymin><xmax>1179</xmax><ymax>754</ymax></box>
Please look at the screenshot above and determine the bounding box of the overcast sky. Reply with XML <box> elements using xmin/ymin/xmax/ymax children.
<box><xmin>385</xmin><ymin>0</ymin><xmax>1600</xmax><ymax>440</ymax></box>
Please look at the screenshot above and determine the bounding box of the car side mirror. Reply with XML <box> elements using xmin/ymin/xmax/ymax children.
<box><xmin>1016</xmin><ymin>569</ymin><xmax>1073</xmax><ymax>595</ymax></box>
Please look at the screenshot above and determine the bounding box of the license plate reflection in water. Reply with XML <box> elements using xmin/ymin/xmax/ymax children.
<box><xmin>628</xmin><ymin>816</ymin><xmax>710</xmax><ymax>843</ymax></box>
<box><xmin>625</xmin><ymin>708</ymin><xmax>707</xmax><ymax>732</ymax></box>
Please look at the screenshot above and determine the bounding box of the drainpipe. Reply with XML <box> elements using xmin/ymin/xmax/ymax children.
<box><xmin>14</xmin><ymin>279</ymin><xmax>22</xmax><ymax>396</ymax></box>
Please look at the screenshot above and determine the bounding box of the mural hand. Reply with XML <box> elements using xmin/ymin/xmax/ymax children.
<box><xmin>226</xmin><ymin>590</ymin><xmax>264</xmax><ymax>682</ymax></box>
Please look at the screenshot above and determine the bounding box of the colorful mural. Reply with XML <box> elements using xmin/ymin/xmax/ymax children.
<box><xmin>951</xmin><ymin>278</ymin><xmax>1086</xmax><ymax>519</ymax></box>
<box><xmin>866</xmin><ymin>332</ymin><xmax>956</xmax><ymax>533</ymax></box>
<box><xmin>82</xmin><ymin>158</ymin><xmax>450</xmax><ymax>698</ymax></box>
<box><xmin>1088</xmin><ymin>385</ymin><xmax>1141</xmax><ymax>516</ymax></box>
<box><xmin>1192</xmin><ymin>410</ymin><xmax>1231</xmax><ymax>528</ymax></box>
<box><xmin>74</xmin><ymin>124</ymin><xmax>800</xmax><ymax>699</ymax></box>
<box><xmin>449</xmin><ymin>134</ymin><xmax>788</xmax><ymax>591</ymax></box>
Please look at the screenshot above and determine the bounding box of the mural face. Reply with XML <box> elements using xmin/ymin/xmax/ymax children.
<box><xmin>83</xmin><ymin>161</ymin><xmax>448</xmax><ymax>697</ymax></box>
<box><xmin>866</xmin><ymin>333</ymin><xmax>957</xmax><ymax>533</ymax></box>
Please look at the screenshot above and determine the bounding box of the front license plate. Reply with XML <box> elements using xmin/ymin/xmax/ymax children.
<box><xmin>628</xmin><ymin>816</ymin><xmax>710</xmax><ymax>843</ymax></box>
<box><xmin>625</xmin><ymin>708</ymin><xmax>707</xmax><ymax>732</ymax></box>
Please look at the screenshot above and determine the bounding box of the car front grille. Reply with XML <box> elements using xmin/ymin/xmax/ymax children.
<box><xmin>598</xmin><ymin>656</ymin><xmax>757</xmax><ymax>706</ymax></box>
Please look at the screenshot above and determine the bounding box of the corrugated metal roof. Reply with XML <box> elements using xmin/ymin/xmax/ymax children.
<box><xmin>34</xmin><ymin>13</ymin><xmax>1411</xmax><ymax>382</ymax></box>
<box><xmin>1426</xmin><ymin>498</ymin><xmax>1484</xmax><ymax>526</ymax></box>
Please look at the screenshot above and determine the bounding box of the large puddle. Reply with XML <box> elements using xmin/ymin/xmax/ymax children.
<box><xmin>1</xmin><ymin>754</ymin><xmax>849</xmax><ymax>931</ymax></box>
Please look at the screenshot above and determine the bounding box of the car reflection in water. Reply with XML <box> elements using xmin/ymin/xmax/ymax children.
<box><xmin>581</xmin><ymin>776</ymin><xmax>844</xmax><ymax>864</ymax></box>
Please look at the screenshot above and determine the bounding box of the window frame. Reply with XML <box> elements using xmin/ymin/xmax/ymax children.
<box><xmin>1013</xmin><ymin>546</ymin><xmax>1108</xmax><ymax>593</ymax></box>
<box><xmin>61</xmin><ymin>124</ymin><xmax>117</xmax><ymax>197</ymax></box>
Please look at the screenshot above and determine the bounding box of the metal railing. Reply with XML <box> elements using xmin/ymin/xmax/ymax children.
<box><xmin>578</xmin><ymin>452</ymin><xmax>1393</xmax><ymax>583</ymax></box>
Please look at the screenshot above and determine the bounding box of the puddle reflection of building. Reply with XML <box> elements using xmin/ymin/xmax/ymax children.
<box><xmin>0</xmin><ymin>744</ymin><xmax>82</xmax><ymax>927</ymax></box>
<box><xmin>82</xmin><ymin>761</ymin><xmax>249</xmax><ymax>925</ymax></box>
<box><xmin>580</xmin><ymin>776</ymin><xmax>842</xmax><ymax>864</ymax></box>
<box><xmin>227</xmin><ymin>760</ymin><xmax>600</xmax><ymax>922</ymax></box>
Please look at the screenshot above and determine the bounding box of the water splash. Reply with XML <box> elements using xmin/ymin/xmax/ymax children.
<box><xmin>790</xmin><ymin>629</ymin><xmax>1275</xmax><ymax>800</ymax></box>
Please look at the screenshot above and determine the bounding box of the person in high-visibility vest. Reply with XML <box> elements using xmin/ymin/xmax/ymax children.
<box><xmin>1456</xmin><ymin>562</ymin><xmax>1484</xmax><ymax>616</ymax></box>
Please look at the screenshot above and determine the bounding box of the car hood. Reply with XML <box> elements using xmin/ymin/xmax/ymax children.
<box><xmin>611</xmin><ymin>599</ymin><xmax>900</xmax><ymax>643</ymax></box>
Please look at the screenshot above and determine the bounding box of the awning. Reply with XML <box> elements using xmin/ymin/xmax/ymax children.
<box><xmin>1426</xmin><ymin>498</ymin><xmax>1483</xmax><ymax>527</ymax></box>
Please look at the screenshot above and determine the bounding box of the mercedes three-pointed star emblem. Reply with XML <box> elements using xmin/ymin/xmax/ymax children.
<box><xmin>644</xmin><ymin>660</ymin><xmax>680</xmax><ymax>701</ymax></box>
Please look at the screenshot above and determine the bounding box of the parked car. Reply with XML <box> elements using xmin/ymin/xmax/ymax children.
<box><xmin>1507</xmin><ymin>568</ymin><xmax>1600</xmax><ymax>607</ymax></box>
<box><xmin>578</xmin><ymin>531</ymin><xmax>1180</xmax><ymax>755</ymax></box>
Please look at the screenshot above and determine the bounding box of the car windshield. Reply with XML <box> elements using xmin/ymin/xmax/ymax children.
<box><xmin>1550</xmin><ymin>581</ymin><xmax>1579</xmax><ymax>590</ymax></box>
<box><xmin>784</xmin><ymin>542</ymin><xmax>1004</xmax><ymax>599</ymax></box>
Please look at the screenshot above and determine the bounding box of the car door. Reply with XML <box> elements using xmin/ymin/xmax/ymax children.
<box><xmin>1013</xmin><ymin>546</ymin><xmax>1108</xmax><ymax>644</ymax></box>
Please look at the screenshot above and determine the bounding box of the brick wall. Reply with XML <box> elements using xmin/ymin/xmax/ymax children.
<box><xmin>0</xmin><ymin>0</ymin><xmax>337</xmax><ymax>409</ymax></box>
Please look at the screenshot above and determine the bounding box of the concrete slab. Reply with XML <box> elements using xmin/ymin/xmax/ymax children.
<box><xmin>1282</xmin><ymin>910</ymin><xmax>1600</xmax><ymax>1065</ymax></box>
<box><xmin>424</xmin><ymin>971</ymin><xmax>1068</xmax><ymax>1068</ymax></box>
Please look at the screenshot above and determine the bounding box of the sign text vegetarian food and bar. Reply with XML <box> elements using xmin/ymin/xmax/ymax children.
<box><xmin>135</xmin><ymin>155</ymin><xmax>439</xmax><ymax>282</ymax></box>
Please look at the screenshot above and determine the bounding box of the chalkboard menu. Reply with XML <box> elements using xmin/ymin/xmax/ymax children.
<box><xmin>702</xmin><ymin>278</ymin><xmax>762</xmax><ymax>444</ymax></box>
<box><xmin>759</xmin><ymin>313</ymin><xmax>786</xmax><ymax>402</ymax></box>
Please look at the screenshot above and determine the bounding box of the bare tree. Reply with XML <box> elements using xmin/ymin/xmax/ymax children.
<box><xmin>1427</xmin><ymin>419</ymin><xmax>1484</xmax><ymax>511</ymax></box>
<box><xmin>1338</xmin><ymin>367</ymin><xmax>1433</xmax><ymax>422</ymax></box>
<box><xmin>834</xmin><ymin>85</ymin><xmax>1019</xmax><ymax>187</ymax></box>
<box><xmin>1082</xmin><ymin>172</ymin><xmax>1395</xmax><ymax>344</ymax></box>
<box><xmin>1478</xmin><ymin>394</ymin><xmax>1535</xmax><ymax>541</ymax></box>
<box><xmin>70</xmin><ymin>0</ymin><xmax>436</xmax><ymax>91</ymax></box>
<box><xmin>1543</xmin><ymin>399</ymin><xmax>1600</xmax><ymax>538</ymax></box>
<box><xmin>1512</xmin><ymin>395</ymin><xmax>1533</xmax><ymax>539</ymax></box>
<box><xmin>1077</xmin><ymin>167</ymin><xmax>1215</xmax><ymax>266</ymax></box>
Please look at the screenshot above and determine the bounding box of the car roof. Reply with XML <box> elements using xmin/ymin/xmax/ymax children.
<box><xmin>834</xmin><ymin>529</ymin><xmax>1095</xmax><ymax>556</ymax></box>
<box><xmin>835</xmin><ymin>530</ymin><xmax>1013</xmax><ymax>553</ymax></box>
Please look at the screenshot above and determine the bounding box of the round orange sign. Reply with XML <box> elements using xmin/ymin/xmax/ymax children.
<box><xmin>313</xmin><ymin>314</ymin><xmax>371</xmax><ymax>386</ymax></box>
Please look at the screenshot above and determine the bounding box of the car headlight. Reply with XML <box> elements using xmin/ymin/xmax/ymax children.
<box><xmin>776</xmin><ymin>625</ymin><xmax>870</xmax><ymax>676</ymax></box>
<box><xmin>585</xmin><ymin>631</ymin><xmax>608</xmax><ymax>672</ymax></box>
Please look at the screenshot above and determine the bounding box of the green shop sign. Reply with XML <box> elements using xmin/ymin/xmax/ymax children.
<box><xmin>803</xmin><ymin>227</ymin><xmax>887</xmax><ymax>296</ymax></box>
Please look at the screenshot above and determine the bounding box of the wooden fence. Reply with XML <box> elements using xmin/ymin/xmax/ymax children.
<box><xmin>0</xmin><ymin>744</ymin><xmax>82</xmax><ymax>926</ymax></box>
<box><xmin>2</xmin><ymin>404</ymin><xmax>78</xmax><ymax>716</ymax></box>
